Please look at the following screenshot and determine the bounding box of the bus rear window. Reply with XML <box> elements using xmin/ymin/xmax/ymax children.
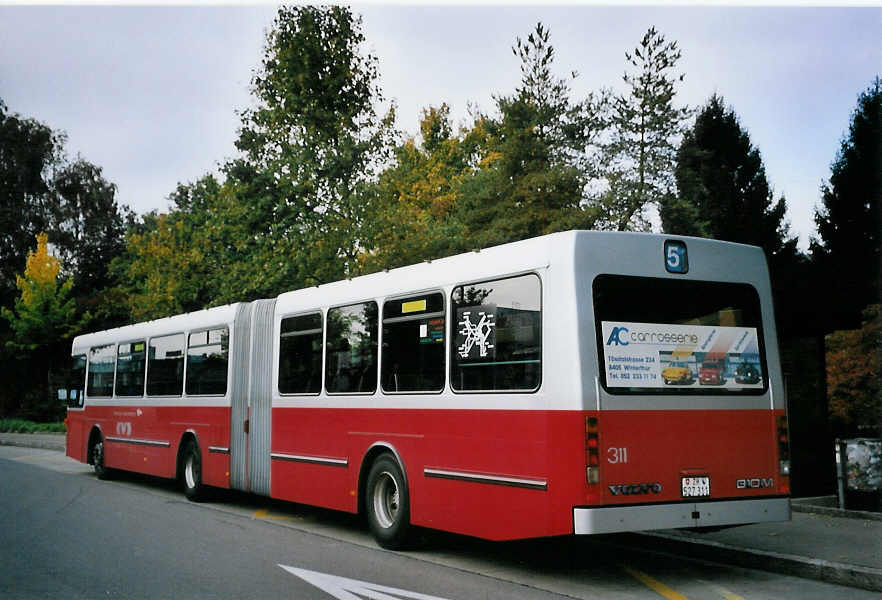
<box><xmin>593</xmin><ymin>275</ymin><xmax>767</xmax><ymax>395</ymax></box>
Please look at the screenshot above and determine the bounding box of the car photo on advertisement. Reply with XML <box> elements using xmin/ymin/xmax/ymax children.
<box><xmin>699</xmin><ymin>353</ymin><xmax>726</xmax><ymax>385</ymax></box>
<box><xmin>735</xmin><ymin>363</ymin><xmax>761</xmax><ymax>385</ymax></box>
<box><xmin>662</xmin><ymin>363</ymin><xmax>694</xmax><ymax>385</ymax></box>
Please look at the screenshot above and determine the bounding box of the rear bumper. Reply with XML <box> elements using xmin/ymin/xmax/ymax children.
<box><xmin>574</xmin><ymin>497</ymin><xmax>790</xmax><ymax>535</ymax></box>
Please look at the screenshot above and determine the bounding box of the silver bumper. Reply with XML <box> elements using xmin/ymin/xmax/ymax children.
<box><xmin>574</xmin><ymin>497</ymin><xmax>791</xmax><ymax>535</ymax></box>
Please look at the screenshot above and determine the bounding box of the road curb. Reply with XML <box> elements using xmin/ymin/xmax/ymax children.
<box><xmin>629</xmin><ymin>531</ymin><xmax>882</xmax><ymax>593</ymax></box>
<box><xmin>0</xmin><ymin>434</ymin><xmax>65</xmax><ymax>452</ymax></box>
<box><xmin>792</xmin><ymin>496</ymin><xmax>882</xmax><ymax>522</ymax></box>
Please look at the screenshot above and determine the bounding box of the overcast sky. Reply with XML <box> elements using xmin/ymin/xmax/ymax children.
<box><xmin>1</xmin><ymin>5</ymin><xmax>879</xmax><ymax>250</ymax></box>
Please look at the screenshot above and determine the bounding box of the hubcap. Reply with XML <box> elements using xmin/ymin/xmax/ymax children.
<box><xmin>185</xmin><ymin>456</ymin><xmax>197</xmax><ymax>489</ymax></box>
<box><xmin>93</xmin><ymin>442</ymin><xmax>103</xmax><ymax>469</ymax></box>
<box><xmin>372</xmin><ymin>471</ymin><xmax>399</xmax><ymax>529</ymax></box>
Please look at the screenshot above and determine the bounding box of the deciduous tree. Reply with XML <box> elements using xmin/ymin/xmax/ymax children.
<box><xmin>360</xmin><ymin>105</ymin><xmax>481</xmax><ymax>272</ymax></box>
<box><xmin>1</xmin><ymin>234</ymin><xmax>83</xmax><ymax>419</ymax></box>
<box><xmin>0</xmin><ymin>100</ymin><xmax>63</xmax><ymax>309</ymax></box>
<box><xmin>232</xmin><ymin>5</ymin><xmax>395</xmax><ymax>287</ymax></box>
<box><xmin>825</xmin><ymin>304</ymin><xmax>881</xmax><ymax>435</ymax></box>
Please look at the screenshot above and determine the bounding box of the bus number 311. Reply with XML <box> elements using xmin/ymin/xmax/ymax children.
<box><xmin>607</xmin><ymin>447</ymin><xmax>629</xmax><ymax>464</ymax></box>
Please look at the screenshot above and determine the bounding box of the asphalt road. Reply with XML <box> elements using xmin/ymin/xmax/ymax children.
<box><xmin>1</xmin><ymin>446</ymin><xmax>877</xmax><ymax>600</ymax></box>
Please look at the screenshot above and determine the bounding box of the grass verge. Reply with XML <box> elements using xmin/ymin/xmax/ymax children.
<box><xmin>0</xmin><ymin>419</ymin><xmax>66</xmax><ymax>433</ymax></box>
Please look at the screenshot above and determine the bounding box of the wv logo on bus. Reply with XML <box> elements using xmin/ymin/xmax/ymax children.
<box><xmin>606</xmin><ymin>327</ymin><xmax>629</xmax><ymax>346</ymax></box>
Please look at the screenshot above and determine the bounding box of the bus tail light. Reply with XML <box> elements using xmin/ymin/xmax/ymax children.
<box><xmin>777</xmin><ymin>415</ymin><xmax>791</xmax><ymax>494</ymax></box>
<box><xmin>586</xmin><ymin>416</ymin><xmax>600</xmax><ymax>485</ymax></box>
<box><xmin>777</xmin><ymin>415</ymin><xmax>790</xmax><ymax>475</ymax></box>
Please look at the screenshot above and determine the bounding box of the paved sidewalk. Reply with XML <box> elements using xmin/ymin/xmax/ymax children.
<box><xmin>2</xmin><ymin>432</ymin><xmax>880</xmax><ymax>592</ymax></box>
<box><xmin>632</xmin><ymin>507</ymin><xmax>882</xmax><ymax>592</ymax></box>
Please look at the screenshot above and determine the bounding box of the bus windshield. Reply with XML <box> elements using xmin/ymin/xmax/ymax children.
<box><xmin>593</xmin><ymin>274</ymin><xmax>767</xmax><ymax>395</ymax></box>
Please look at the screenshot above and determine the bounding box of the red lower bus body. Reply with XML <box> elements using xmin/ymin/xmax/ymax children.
<box><xmin>67</xmin><ymin>406</ymin><xmax>787</xmax><ymax>541</ymax></box>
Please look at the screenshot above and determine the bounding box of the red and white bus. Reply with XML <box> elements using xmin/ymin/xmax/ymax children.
<box><xmin>63</xmin><ymin>231</ymin><xmax>791</xmax><ymax>548</ymax></box>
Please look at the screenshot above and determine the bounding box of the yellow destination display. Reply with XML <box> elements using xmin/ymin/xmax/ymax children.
<box><xmin>401</xmin><ymin>299</ymin><xmax>427</xmax><ymax>314</ymax></box>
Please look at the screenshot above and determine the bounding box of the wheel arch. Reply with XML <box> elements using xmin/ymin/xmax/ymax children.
<box><xmin>357</xmin><ymin>442</ymin><xmax>408</xmax><ymax>516</ymax></box>
<box><xmin>175</xmin><ymin>430</ymin><xmax>201</xmax><ymax>481</ymax></box>
<box><xmin>86</xmin><ymin>424</ymin><xmax>104</xmax><ymax>466</ymax></box>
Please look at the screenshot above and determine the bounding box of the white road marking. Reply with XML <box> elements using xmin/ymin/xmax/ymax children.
<box><xmin>279</xmin><ymin>565</ymin><xmax>452</xmax><ymax>600</ymax></box>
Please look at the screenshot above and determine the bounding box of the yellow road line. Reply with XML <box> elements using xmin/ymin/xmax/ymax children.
<box><xmin>252</xmin><ymin>508</ymin><xmax>302</xmax><ymax>521</ymax></box>
<box><xmin>621</xmin><ymin>565</ymin><xmax>690</xmax><ymax>600</ymax></box>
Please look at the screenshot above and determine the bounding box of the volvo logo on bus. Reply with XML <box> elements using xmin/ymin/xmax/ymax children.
<box><xmin>609</xmin><ymin>483</ymin><xmax>662</xmax><ymax>496</ymax></box>
<box><xmin>736</xmin><ymin>477</ymin><xmax>774</xmax><ymax>489</ymax></box>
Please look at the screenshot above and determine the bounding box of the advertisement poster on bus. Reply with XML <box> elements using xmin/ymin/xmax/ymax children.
<box><xmin>600</xmin><ymin>321</ymin><xmax>764</xmax><ymax>390</ymax></box>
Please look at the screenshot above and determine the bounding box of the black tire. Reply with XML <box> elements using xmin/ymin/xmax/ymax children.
<box><xmin>92</xmin><ymin>438</ymin><xmax>113</xmax><ymax>480</ymax></box>
<box><xmin>365</xmin><ymin>454</ymin><xmax>412</xmax><ymax>550</ymax></box>
<box><xmin>181</xmin><ymin>440</ymin><xmax>207</xmax><ymax>502</ymax></box>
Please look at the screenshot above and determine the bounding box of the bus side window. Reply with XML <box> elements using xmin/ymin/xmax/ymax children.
<box><xmin>116</xmin><ymin>341</ymin><xmax>146</xmax><ymax>397</ymax></box>
<box><xmin>326</xmin><ymin>302</ymin><xmax>378</xmax><ymax>394</ymax></box>
<box><xmin>186</xmin><ymin>328</ymin><xmax>229</xmax><ymax>395</ymax></box>
<box><xmin>87</xmin><ymin>344</ymin><xmax>115</xmax><ymax>397</ymax></box>
<box><xmin>63</xmin><ymin>354</ymin><xmax>87</xmax><ymax>407</ymax></box>
<box><xmin>381</xmin><ymin>292</ymin><xmax>445</xmax><ymax>393</ymax></box>
<box><xmin>147</xmin><ymin>333</ymin><xmax>185</xmax><ymax>396</ymax></box>
<box><xmin>451</xmin><ymin>274</ymin><xmax>542</xmax><ymax>392</ymax></box>
<box><xmin>279</xmin><ymin>314</ymin><xmax>322</xmax><ymax>395</ymax></box>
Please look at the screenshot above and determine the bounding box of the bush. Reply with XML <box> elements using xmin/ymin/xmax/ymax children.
<box><xmin>0</xmin><ymin>419</ymin><xmax>66</xmax><ymax>433</ymax></box>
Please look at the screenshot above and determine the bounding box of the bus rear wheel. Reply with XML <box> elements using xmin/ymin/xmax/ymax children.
<box><xmin>181</xmin><ymin>440</ymin><xmax>207</xmax><ymax>502</ymax></box>
<box><xmin>365</xmin><ymin>454</ymin><xmax>412</xmax><ymax>550</ymax></box>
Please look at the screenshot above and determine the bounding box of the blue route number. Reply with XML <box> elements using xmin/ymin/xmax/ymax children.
<box><xmin>664</xmin><ymin>240</ymin><xmax>688</xmax><ymax>274</ymax></box>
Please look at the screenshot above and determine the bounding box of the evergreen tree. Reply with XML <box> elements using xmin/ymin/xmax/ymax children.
<box><xmin>663</xmin><ymin>94</ymin><xmax>805</xmax><ymax>338</ymax></box>
<box><xmin>662</xmin><ymin>94</ymin><xmax>798</xmax><ymax>260</ymax></box>
<box><xmin>455</xmin><ymin>22</ymin><xmax>603</xmax><ymax>249</ymax></box>
<box><xmin>600</xmin><ymin>27</ymin><xmax>690</xmax><ymax>231</ymax></box>
<box><xmin>811</xmin><ymin>78</ymin><xmax>882</xmax><ymax>330</ymax></box>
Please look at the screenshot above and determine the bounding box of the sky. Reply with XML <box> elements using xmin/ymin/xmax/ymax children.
<box><xmin>1</xmin><ymin>4</ymin><xmax>879</xmax><ymax>251</ymax></box>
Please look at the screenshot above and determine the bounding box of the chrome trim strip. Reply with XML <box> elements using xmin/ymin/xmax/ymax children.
<box><xmin>209</xmin><ymin>446</ymin><xmax>230</xmax><ymax>454</ymax></box>
<box><xmin>105</xmin><ymin>436</ymin><xmax>170</xmax><ymax>448</ymax></box>
<box><xmin>271</xmin><ymin>452</ymin><xmax>348</xmax><ymax>467</ymax></box>
<box><xmin>424</xmin><ymin>468</ymin><xmax>547</xmax><ymax>491</ymax></box>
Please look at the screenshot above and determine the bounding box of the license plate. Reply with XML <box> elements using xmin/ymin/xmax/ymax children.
<box><xmin>682</xmin><ymin>476</ymin><xmax>710</xmax><ymax>497</ymax></box>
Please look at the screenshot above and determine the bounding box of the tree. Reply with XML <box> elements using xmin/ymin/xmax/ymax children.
<box><xmin>825</xmin><ymin>304</ymin><xmax>881</xmax><ymax>436</ymax></box>
<box><xmin>232</xmin><ymin>5</ymin><xmax>395</xmax><ymax>288</ymax></box>
<box><xmin>600</xmin><ymin>27</ymin><xmax>690</xmax><ymax>231</ymax></box>
<box><xmin>0</xmin><ymin>99</ymin><xmax>63</xmax><ymax>309</ymax></box>
<box><xmin>52</xmin><ymin>159</ymin><xmax>129</xmax><ymax>293</ymax></box>
<box><xmin>662</xmin><ymin>95</ymin><xmax>807</xmax><ymax>337</ymax></box>
<box><xmin>454</xmin><ymin>22</ymin><xmax>603</xmax><ymax>249</ymax></box>
<box><xmin>1</xmin><ymin>233</ymin><xmax>83</xmax><ymax>419</ymax></box>
<box><xmin>50</xmin><ymin>158</ymin><xmax>131</xmax><ymax>330</ymax></box>
<box><xmin>112</xmin><ymin>211</ymin><xmax>209</xmax><ymax>322</ymax></box>
<box><xmin>811</xmin><ymin>78</ymin><xmax>882</xmax><ymax>330</ymax></box>
<box><xmin>662</xmin><ymin>94</ymin><xmax>798</xmax><ymax>258</ymax></box>
<box><xmin>359</xmin><ymin>105</ymin><xmax>481</xmax><ymax>272</ymax></box>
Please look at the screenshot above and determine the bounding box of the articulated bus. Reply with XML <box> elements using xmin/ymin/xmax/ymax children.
<box><xmin>63</xmin><ymin>231</ymin><xmax>791</xmax><ymax>548</ymax></box>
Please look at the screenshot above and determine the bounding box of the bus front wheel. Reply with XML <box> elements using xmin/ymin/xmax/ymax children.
<box><xmin>365</xmin><ymin>454</ymin><xmax>412</xmax><ymax>550</ymax></box>
<box><xmin>92</xmin><ymin>439</ymin><xmax>113</xmax><ymax>480</ymax></box>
